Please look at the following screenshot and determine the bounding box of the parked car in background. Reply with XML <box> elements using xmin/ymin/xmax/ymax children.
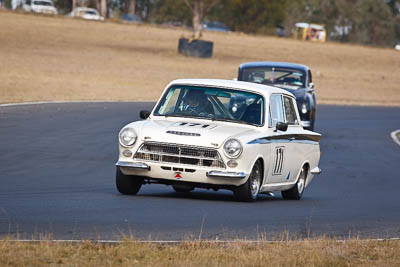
<box><xmin>293</xmin><ymin>22</ymin><xmax>326</xmax><ymax>42</ymax></box>
<box><xmin>67</xmin><ymin>7</ymin><xmax>104</xmax><ymax>21</ymax></box>
<box><xmin>121</xmin><ymin>13</ymin><xmax>142</xmax><ymax>24</ymax></box>
<box><xmin>238</xmin><ymin>62</ymin><xmax>317</xmax><ymax>130</ymax></box>
<box><xmin>201</xmin><ymin>21</ymin><xmax>230</xmax><ymax>32</ymax></box>
<box><xmin>23</xmin><ymin>0</ymin><xmax>57</xmax><ymax>15</ymax></box>
<box><xmin>115</xmin><ymin>79</ymin><xmax>321</xmax><ymax>202</ymax></box>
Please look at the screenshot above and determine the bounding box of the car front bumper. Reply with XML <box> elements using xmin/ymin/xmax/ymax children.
<box><xmin>116</xmin><ymin>161</ymin><xmax>248</xmax><ymax>186</ymax></box>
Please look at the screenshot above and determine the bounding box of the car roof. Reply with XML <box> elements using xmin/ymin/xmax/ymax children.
<box><xmin>167</xmin><ymin>79</ymin><xmax>294</xmax><ymax>98</ymax></box>
<box><xmin>239</xmin><ymin>61</ymin><xmax>309</xmax><ymax>72</ymax></box>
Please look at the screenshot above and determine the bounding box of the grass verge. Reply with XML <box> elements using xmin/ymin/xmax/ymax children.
<box><xmin>1</xmin><ymin>237</ymin><xmax>400</xmax><ymax>266</ymax></box>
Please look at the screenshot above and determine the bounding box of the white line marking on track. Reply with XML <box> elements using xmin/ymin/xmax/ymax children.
<box><xmin>391</xmin><ymin>130</ymin><xmax>400</xmax><ymax>146</ymax></box>
<box><xmin>3</xmin><ymin>238</ymin><xmax>400</xmax><ymax>244</ymax></box>
<box><xmin>0</xmin><ymin>100</ymin><xmax>153</xmax><ymax>107</ymax></box>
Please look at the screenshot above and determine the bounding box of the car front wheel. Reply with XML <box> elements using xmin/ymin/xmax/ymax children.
<box><xmin>281</xmin><ymin>166</ymin><xmax>306</xmax><ymax>200</ymax></box>
<box><xmin>234</xmin><ymin>161</ymin><xmax>262</xmax><ymax>202</ymax></box>
<box><xmin>116</xmin><ymin>167</ymin><xmax>143</xmax><ymax>195</ymax></box>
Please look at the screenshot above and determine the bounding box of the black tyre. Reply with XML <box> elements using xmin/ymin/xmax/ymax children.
<box><xmin>116</xmin><ymin>167</ymin><xmax>143</xmax><ymax>195</ymax></box>
<box><xmin>234</xmin><ymin>161</ymin><xmax>262</xmax><ymax>202</ymax></box>
<box><xmin>178</xmin><ymin>38</ymin><xmax>213</xmax><ymax>58</ymax></box>
<box><xmin>281</xmin><ymin>166</ymin><xmax>307</xmax><ymax>200</ymax></box>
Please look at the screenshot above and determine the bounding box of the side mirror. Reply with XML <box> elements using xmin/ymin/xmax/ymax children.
<box><xmin>309</xmin><ymin>82</ymin><xmax>315</xmax><ymax>89</ymax></box>
<box><xmin>140</xmin><ymin>110</ymin><xmax>150</xmax><ymax>119</ymax></box>
<box><xmin>275</xmin><ymin>122</ymin><xmax>288</xmax><ymax>132</ymax></box>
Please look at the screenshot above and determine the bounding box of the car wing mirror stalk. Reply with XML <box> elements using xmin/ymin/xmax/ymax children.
<box><xmin>140</xmin><ymin>110</ymin><xmax>151</xmax><ymax>119</ymax></box>
<box><xmin>275</xmin><ymin>122</ymin><xmax>288</xmax><ymax>132</ymax></box>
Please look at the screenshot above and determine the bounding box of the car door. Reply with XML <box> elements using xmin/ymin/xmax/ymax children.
<box><xmin>281</xmin><ymin>95</ymin><xmax>304</xmax><ymax>183</ymax></box>
<box><xmin>266</xmin><ymin>94</ymin><xmax>289</xmax><ymax>184</ymax></box>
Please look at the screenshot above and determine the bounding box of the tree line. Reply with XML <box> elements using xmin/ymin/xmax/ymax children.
<box><xmin>8</xmin><ymin>0</ymin><xmax>400</xmax><ymax>47</ymax></box>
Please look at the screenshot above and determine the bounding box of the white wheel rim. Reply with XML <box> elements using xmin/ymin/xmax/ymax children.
<box><xmin>250</xmin><ymin>165</ymin><xmax>261</xmax><ymax>197</ymax></box>
<box><xmin>297</xmin><ymin>168</ymin><xmax>305</xmax><ymax>194</ymax></box>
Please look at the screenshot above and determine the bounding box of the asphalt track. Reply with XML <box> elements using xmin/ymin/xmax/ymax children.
<box><xmin>0</xmin><ymin>102</ymin><xmax>399</xmax><ymax>241</ymax></box>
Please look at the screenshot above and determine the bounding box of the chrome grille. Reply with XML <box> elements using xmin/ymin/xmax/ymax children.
<box><xmin>134</xmin><ymin>143</ymin><xmax>225</xmax><ymax>169</ymax></box>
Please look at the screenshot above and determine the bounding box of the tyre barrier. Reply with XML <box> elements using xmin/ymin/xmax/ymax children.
<box><xmin>178</xmin><ymin>38</ymin><xmax>213</xmax><ymax>58</ymax></box>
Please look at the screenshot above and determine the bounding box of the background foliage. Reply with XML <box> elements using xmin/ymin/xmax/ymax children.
<box><xmin>14</xmin><ymin>0</ymin><xmax>400</xmax><ymax>46</ymax></box>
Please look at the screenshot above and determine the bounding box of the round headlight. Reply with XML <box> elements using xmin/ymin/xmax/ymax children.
<box><xmin>301</xmin><ymin>103</ymin><xmax>307</xmax><ymax>114</ymax></box>
<box><xmin>223</xmin><ymin>139</ymin><xmax>243</xmax><ymax>158</ymax></box>
<box><xmin>119</xmin><ymin>128</ymin><xmax>137</xmax><ymax>147</ymax></box>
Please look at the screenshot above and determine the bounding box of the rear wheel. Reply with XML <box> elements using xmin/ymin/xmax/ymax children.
<box><xmin>116</xmin><ymin>167</ymin><xmax>143</xmax><ymax>195</ymax></box>
<box><xmin>281</xmin><ymin>166</ymin><xmax>306</xmax><ymax>200</ymax></box>
<box><xmin>234</xmin><ymin>161</ymin><xmax>262</xmax><ymax>202</ymax></box>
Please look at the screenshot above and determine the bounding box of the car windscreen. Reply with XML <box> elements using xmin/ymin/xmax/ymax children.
<box><xmin>154</xmin><ymin>85</ymin><xmax>265</xmax><ymax>126</ymax></box>
<box><xmin>241</xmin><ymin>67</ymin><xmax>306</xmax><ymax>89</ymax></box>
<box><xmin>33</xmin><ymin>1</ymin><xmax>53</xmax><ymax>6</ymax></box>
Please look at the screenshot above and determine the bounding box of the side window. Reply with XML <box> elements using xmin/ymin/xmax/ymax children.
<box><xmin>157</xmin><ymin>87</ymin><xmax>182</xmax><ymax>114</ymax></box>
<box><xmin>283</xmin><ymin>96</ymin><xmax>299</xmax><ymax>125</ymax></box>
<box><xmin>269</xmin><ymin>94</ymin><xmax>284</xmax><ymax>127</ymax></box>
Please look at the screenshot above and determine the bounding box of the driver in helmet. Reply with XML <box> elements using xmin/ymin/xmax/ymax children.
<box><xmin>182</xmin><ymin>90</ymin><xmax>214</xmax><ymax>116</ymax></box>
<box><xmin>252</xmin><ymin>71</ymin><xmax>265</xmax><ymax>83</ymax></box>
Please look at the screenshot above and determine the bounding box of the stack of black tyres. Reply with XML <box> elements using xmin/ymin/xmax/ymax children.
<box><xmin>178</xmin><ymin>38</ymin><xmax>213</xmax><ymax>58</ymax></box>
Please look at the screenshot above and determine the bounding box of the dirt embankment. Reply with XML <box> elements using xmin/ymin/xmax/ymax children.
<box><xmin>1</xmin><ymin>11</ymin><xmax>399</xmax><ymax>106</ymax></box>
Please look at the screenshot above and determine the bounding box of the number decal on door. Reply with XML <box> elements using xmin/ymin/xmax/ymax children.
<box><xmin>272</xmin><ymin>146</ymin><xmax>285</xmax><ymax>175</ymax></box>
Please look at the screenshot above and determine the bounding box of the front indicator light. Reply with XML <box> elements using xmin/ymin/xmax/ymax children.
<box><xmin>227</xmin><ymin>160</ymin><xmax>238</xmax><ymax>168</ymax></box>
<box><xmin>122</xmin><ymin>150</ymin><xmax>133</xmax><ymax>157</ymax></box>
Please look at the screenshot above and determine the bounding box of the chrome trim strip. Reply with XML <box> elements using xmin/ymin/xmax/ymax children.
<box><xmin>260</xmin><ymin>180</ymin><xmax>296</xmax><ymax>191</ymax></box>
<box><xmin>310</xmin><ymin>167</ymin><xmax>322</xmax><ymax>175</ymax></box>
<box><xmin>248</xmin><ymin>138</ymin><xmax>318</xmax><ymax>145</ymax></box>
<box><xmin>301</xmin><ymin>120</ymin><xmax>311</xmax><ymax>127</ymax></box>
<box><xmin>116</xmin><ymin>161</ymin><xmax>150</xmax><ymax>170</ymax></box>
<box><xmin>206</xmin><ymin>171</ymin><xmax>247</xmax><ymax>179</ymax></box>
<box><xmin>248</xmin><ymin>134</ymin><xmax>321</xmax><ymax>145</ymax></box>
<box><xmin>247</xmin><ymin>138</ymin><xmax>271</xmax><ymax>144</ymax></box>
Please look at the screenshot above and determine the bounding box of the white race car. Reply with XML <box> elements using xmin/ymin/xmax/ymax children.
<box><xmin>116</xmin><ymin>79</ymin><xmax>322</xmax><ymax>201</ymax></box>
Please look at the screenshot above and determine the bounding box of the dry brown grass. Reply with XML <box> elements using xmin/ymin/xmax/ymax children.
<box><xmin>1</xmin><ymin>238</ymin><xmax>400</xmax><ymax>266</ymax></box>
<box><xmin>1</xmin><ymin>11</ymin><xmax>400</xmax><ymax>106</ymax></box>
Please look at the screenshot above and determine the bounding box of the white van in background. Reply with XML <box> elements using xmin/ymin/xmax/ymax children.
<box><xmin>23</xmin><ymin>0</ymin><xmax>58</xmax><ymax>15</ymax></box>
<box><xmin>66</xmin><ymin>7</ymin><xmax>104</xmax><ymax>21</ymax></box>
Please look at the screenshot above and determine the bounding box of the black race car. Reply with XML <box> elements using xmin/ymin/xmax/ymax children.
<box><xmin>238</xmin><ymin>62</ymin><xmax>317</xmax><ymax>131</ymax></box>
